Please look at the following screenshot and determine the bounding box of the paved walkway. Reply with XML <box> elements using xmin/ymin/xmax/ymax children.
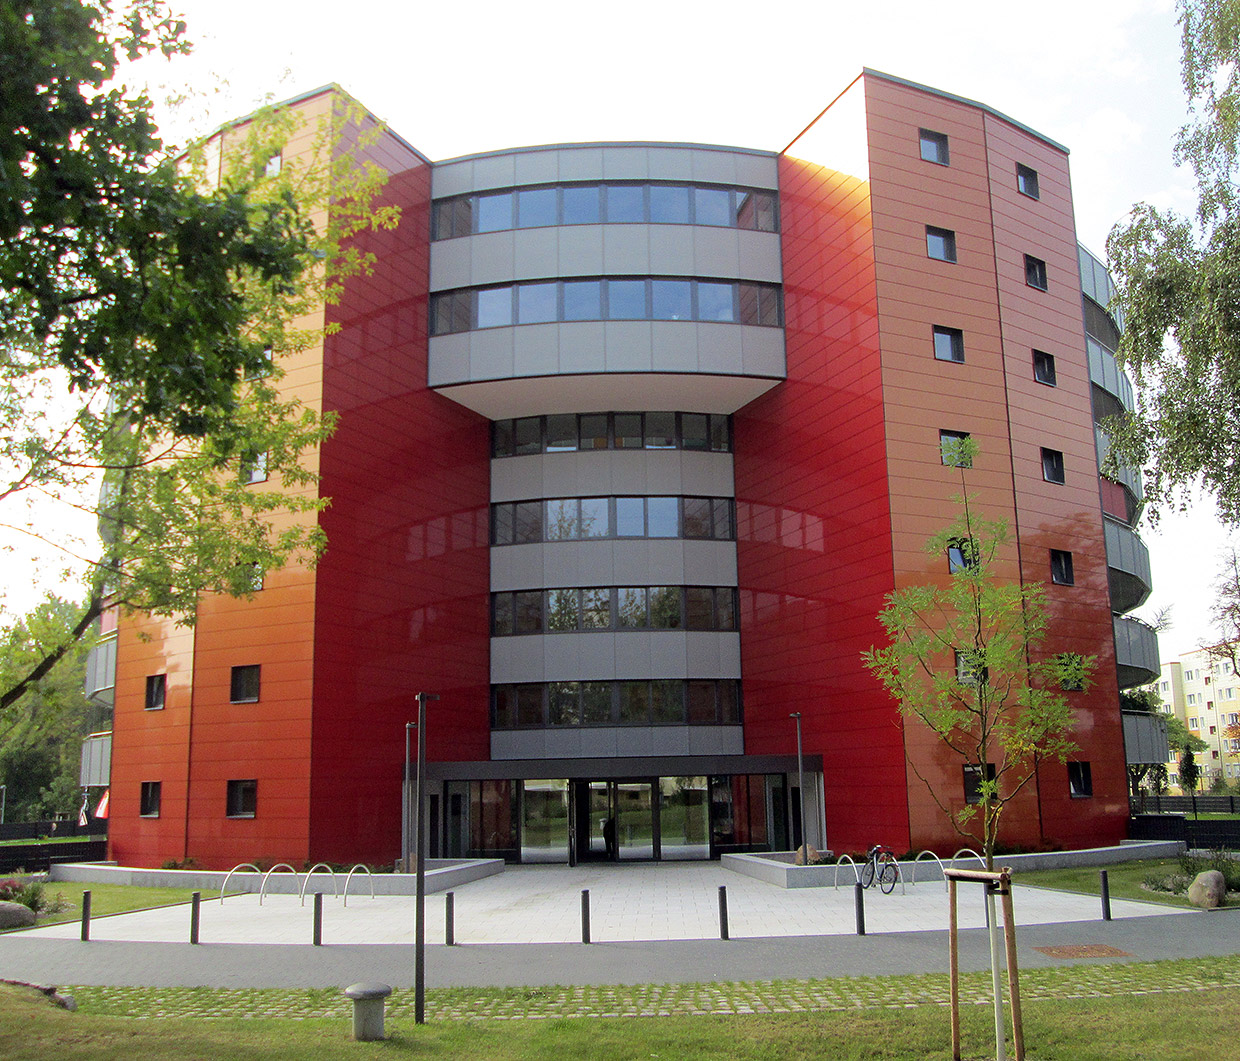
<box><xmin>2</xmin><ymin>863</ymin><xmax>1236</xmax><ymax>990</ymax></box>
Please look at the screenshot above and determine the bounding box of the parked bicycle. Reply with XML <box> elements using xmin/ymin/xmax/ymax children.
<box><xmin>860</xmin><ymin>844</ymin><xmax>899</xmax><ymax>893</ymax></box>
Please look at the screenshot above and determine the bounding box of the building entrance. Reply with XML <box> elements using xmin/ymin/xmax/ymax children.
<box><xmin>572</xmin><ymin>779</ymin><xmax>655</xmax><ymax>861</ymax></box>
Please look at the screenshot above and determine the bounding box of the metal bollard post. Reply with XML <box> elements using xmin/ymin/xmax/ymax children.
<box><xmin>80</xmin><ymin>890</ymin><xmax>91</xmax><ymax>942</ymax></box>
<box><xmin>854</xmin><ymin>881</ymin><xmax>866</xmax><ymax>936</ymax></box>
<box><xmin>1100</xmin><ymin>870</ymin><xmax>1112</xmax><ymax>922</ymax></box>
<box><xmin>313</xmin><ymin>891</ymin><xmax>323</xmax><ymax>946</ymax></box>
<box><xmin>190</xmin><ymin>891</ymin><xmax>201</xmax><ymax>945</ymax></box>
<box><xmin>718</xmin><ymin>885</ymin><xmax>730</xmax><ymax>940</ymax></box>
<box><xmin>581</xmin><ymin>889</ymin><xmax>591</xmax><ymax>944</ymax></box>
<box><xmin>445</xmin><ymin>891</ymin><xmax>455</xmax><ymax>946</ymax></box>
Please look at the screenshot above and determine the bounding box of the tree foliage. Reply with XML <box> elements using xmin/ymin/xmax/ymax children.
<box><xmin>862</xmin><ymin>441</ymin><xmax>1085</xmax><ymax>869</ymax></box>
<box><xmin>1105</xmin><ymin>0</ymin><xmax>1240</xmax><ymax>521</ymax></box>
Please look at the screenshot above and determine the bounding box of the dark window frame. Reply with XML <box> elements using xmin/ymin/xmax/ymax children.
<box><xmin>919</xmin><ymin>129</ymin><xmax>950</xmax><ymax>166</ymax></box>
<box><xmin>963</xmin><ymin>763</ymin><xmax>997</xmax><ymax>805</ymax></box>
<box><xmin>1050</xmin><ymin>549</ymin><xmax>1075</xmax><ymax>586</ymax></box>
<box><xmin>139</xmin><ymin>780</ymin><xmax>161</xmax><ymax>818</ymax></box>
<box><xmin>490</xmin><ymin>679</ymin><xmax>743</xmax><ymax>730</ymax></box>
<box><xmin>933</xmin><ymin>325</ymin><xmax>965</xmax><ymax>363</ymax></box>
<box><xmin>1016</xmin><ymin>163</ymin><xmax>1040</xmax><ymax>200</ymax></box>
<box><xmin>489</xmin><ymin>495</ymin><xmax>736</xmax><ymax>546</ymax></box>
<box><xmin>926</xmin><ymin>225</ymin><xmax>958</xmax><ymax>263</ymax></box>
<box><xmin>1024</xmin><ymin>254</ymin><xmax>1048</xmax><ymax>290</ymax></box>
<box><xmin>145</xmin><ymin>673</ymin><xmax>166</xmax><ymax>711</ymax></box>
<box><xmin>229</xmin><ymin>664</ymin><xmax>261</xmax><ymax>704</ymax></box>
<box><xmin>940</xmin><ymin>430</ymin><xmax>972</xmax><ymax>467</ymax></box>
<box><xmin>1033</xmin><ymin>349</ymin><xmax>1057</xmax><ymax>386</ymax></box>
<box><xmin>1041</xmin><ymin>447</ymin><xmax>1065</xmax><ymax>484</ymax></box>
<box><xmin>226</xmin><ymin>778</ymin><xmax>258</xmax><ymax>818</ymax></box>
<box><xmin>1067</xmin><ymin>761</ymin><xmax>1093</xmax><ymax>798</ymax></box>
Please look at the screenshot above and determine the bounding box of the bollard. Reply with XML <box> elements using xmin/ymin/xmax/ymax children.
<box><xmin>80</xmin><ymin>890</ymin><xmax>91</xmax><ymax>942</ymax></box>
<box><xmin>854</xmin><ymin>881</ymin><xmax>866</xmax><ymax>936</ymax></box>
<box><xmin>581</xmin><ymin>888</ymin><xmax>591</xmax><ymax>944</ymax></box>
<box><xmin>445</xmin><ymin>890</ymin><xmax>455</xmax><ymax>946</ymax></box>
<box><xmin>343</xmin><ymin>982</ymin><xmax>392</xmax><ymax>1041</ymax></box>
<box><xmin>718</xmin><ymin>885</ymin><xmax>729</xmax><ymax>940</ymax></box>
<box><xmin>190</xmin><ymin>891</ymin><xmax>201</xmax><ymax>945</ymax></box>
<box><xmin>313</xmin><ymin>891</ymin><xmax>323</xmax><ymax>946</ymax></box>
<box><xmin>1100</xmin><ymin>869</ymin><xmax>1112</xmax><ymax>922</ymax></box>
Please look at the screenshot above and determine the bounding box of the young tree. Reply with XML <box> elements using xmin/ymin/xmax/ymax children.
<box><xmin>1180</xmin><ymin>748</ymin><xmax>1202</xmax><ymax>793</ymax></box>
<box><xmin>862</xmin><ymin>440</ymin><xmax>1087</xmax><ymax>870</ymax></box>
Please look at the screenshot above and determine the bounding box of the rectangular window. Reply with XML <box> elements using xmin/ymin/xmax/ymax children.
<box><xmin>1016</xmin><ymin>163</ymin><xmax>1040</xmax><ymax>199</ymax></box>
<box><xmin>561</xmin><ymin>185</ymin><xmax>601</xmax><ymax>225</ymax></box>
<box><xmin>226</xmin><ymin>778</ymin><xmax>257</xmax><ymax>818</ymax></box>
<box><xmin>264</xmin><ymin>152</ymin><xmax>282</xmax><ymax>177</ymax></box>
<box><xmin>605</xmin><ymin>184</ymin><xmax>646</xmax><ymax>223</ymax></box>
<box><xmin>1041</xmin><ymin>447</ymin><xmax>1065</xmax><ymax>484</ymax></box>
<box><xmin>940</xmin><ymin>430</ymin><xmax>972</xmax><ymax>467</ymax></box>
<box><xmin>1068</xmin><ymin>761</ymin><xmax>1093</xmax><ymax>798</ymax></box>
<box><xmin>145</xmin><ymin>673</ymin><xmax>166</xmax><ymax>711</ymax></box>
<box><xmin>963</xmin><ymin>763</ymin><xmax>996</xmax><ymax>805</ymax></box>
<box><xmin>1050</xmin><ymin>549</ymin><xmax>1075</xmax><ymax>586</ymax></box>
<box><xmin>1033</xmin><ymin>349</ymin><xmax>1057</xmax><ymax>386</ymax></box>
<box><xmin>229</xmin><ymin>664</ymin><xmax>261</xmax><ymax>704</ymax></box>
<box><xmin>933</xmin><ymin>325</ymin><xmax>964</xmax><ymax>363</ymax></box>
<box><xmin>476</xmin><ymin>286</ymin><xmax>514</xmax><ymax>328</ymax></box>
<box><xmin>926</xmin><ymin>225</ymin><xmax>957</xmax><ymax>262</ymax></box>
<box><xmin>919</xmin><ymin>129</ymin><xmax>950</xmax><ymax>165</ymax></box>
<box><xmin>140</xmin><ymin>780</ymin><xmax>161</xmax><ymax>817</ymax></box>
<box><xmin>241</xmin><ymin>451</ymin><xmax>267</xmax><ymax>484</ymax></box>
<box><xmin>649</xmin><ymin>586</ymin><xmax>683</xmax><ymax>629</ymax></box>
<box><xmin>955</xmin><ymin>650</ymin><xmax>988</xmax><ymax>686</ymax></box>
<box><xmin>947</xmin><ymin>536</ymin><xmax>977</xmax><ymax>573</ymax></box>
<box><xmin>1024</xmin><ymin>254</ymin><xmax>1048</xmax><ymax>290</ymax></box>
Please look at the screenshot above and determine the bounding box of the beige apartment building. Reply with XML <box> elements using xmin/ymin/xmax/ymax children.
<box><xmin>1156</xmin><ymin>648</ymin><xmax>1240</xmax><ymax>791</ymax></box>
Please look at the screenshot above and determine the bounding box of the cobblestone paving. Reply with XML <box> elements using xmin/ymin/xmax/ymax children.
<box><xmin>62</xmin><ymin>954</ymin><xmax>1240</xmax><ymax>1022</ymax></box>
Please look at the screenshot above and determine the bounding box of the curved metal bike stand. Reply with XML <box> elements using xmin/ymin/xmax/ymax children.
<box><xmin>219</xmin><ymin>863</ymin><xmax>261</xmax><ymax>903</ymax></box>
<box><xmin>831</xmin><ymin>854</ymin><xmax>860</xmax><ymax>889</ymax></box>
<box><xmin>299</xmin><ymin>863</ymin><xmax>338</xmax><ymax>906</ymax></box>
<box><xmin>342</xmin><ymin>864</ymin><xmax>374</xmax><ymax>907</ymax></box>
<box><xmin>881</xmin><ymin>852</ymin><xmax>907</xmax><ymax>895</ymax></box>
<box><xmin>259</xmin><ymin>863</ymin><xmax>299</xmax><ymax>906</ymax></box>
<box><xmin>912</xmin><ymin>849</ymin><xmax>948</xmax><ymax>892</ymax></box>
<box><xmin>950</xmin><ymin>847</ymin><xmax>985</xmax><ymax>870</ymax></box>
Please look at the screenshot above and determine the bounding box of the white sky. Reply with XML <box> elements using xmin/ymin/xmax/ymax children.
<box><xmin>4</xmin><ymin>0</ymin><xmax>1233</xmax><ymax>659</ymax></box>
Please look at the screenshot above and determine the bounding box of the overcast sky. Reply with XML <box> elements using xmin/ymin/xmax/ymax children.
<box><xmin>5</xmin><ymin>0</ymin><xmax>1232</xmax><ymax>658</ymax></box>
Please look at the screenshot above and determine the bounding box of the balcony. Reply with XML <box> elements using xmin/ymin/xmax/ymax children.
<box><xmin>1114</xmin><ymin>614</ymin><xmax>1160</xmax><ymax>689</ymax></box>
<box><xmin>1095</xmin><ymin>426</ymin><xmax>1143</xmax><ymax>505</ymax></box>
<box><xmin>1104</xmin><ymin>517</ymin><xmax>1153</xmax><ymax>613</ymax></box>
<box><xmin>1088</xmin><ymin>338</ymin><xmax>1134</xmax><ymax>414</ymax></box>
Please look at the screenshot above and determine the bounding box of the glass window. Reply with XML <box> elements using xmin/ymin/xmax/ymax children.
<box><xmin>513</xmin><ymin>417</ymin><xmax>542</xmax><ymax>455</ymax></box>
<box><xmin>514</xmin><ymin>591</ymin><xmax>543</xmax><ymax>634</ymax></box>
<box><xmin>579</xmin><ymin>413</ymin><xmax>609</xmax><ymax>450</ymax></box>
<box><xmin>697</xmin><ymin>282</ymin><xmax>735</xmax><ymax>322</ymax></box>
<box><xmin>563</xmin><ymin>280</ymin><xmax>602</xmax><ymax>321</ymax></box>
<box><xmin>581</xmin><ymin>682</ymin><xmax>612</xmax><ymax>723</ymax></box>
<box><xmin>644</xmin><ymin>411</ymin><xmax>676</xmax><ymax>449</ymax></box>
<box><xmin>145</xmin><ymin>674</ymin><xmax>166</xmax><ymax>710</ymax></box>
<box><xmin>718</xmin><ymin>682</ymin><xmax>740</xmax><ymax>723</ymax></box>
<box><xmin>140</xmin><ymin>780</ymin><xmax>161</xmax><ymax>817</ymax></box>
<box><xmin>226</xmin><ymin>779</ymin><xmax>257</xmax><ymax>818</ymax></box>
<box><xmin>546</xmin><ymin>589</ymin><xmax>579</xmax><ymax>632</ymax></box>
<box><xmin>1041</xmin><ymin>447</ymin><xmax>1065</xmax><ymax>484</ymax></box>
<box><xmin>562</xmin><ymin>184</ymin><xmax>602</xmax><ymax>224</ymax></box>
<box><xmin>757</xmin><ymin>286</ymin><xmax>781</xmax><ymax>327</ymax></box>
<box><xmin>606</xmin><ymin>279</ymin><xmax>647</xmax><ymax>319</ymax></box>
<box><xmin>933</xmin><ymin>326</ymin><xmax>964</xmax><ymax>363</ymax></box>
<box><xmin>581</xmin><ymin>587</ymin><xmax>611</xmax><ymax>628</ymax></box>
<box><xmin>685</xmin><ymin>586</ymin><xmax>715</xmax><ymax>630</ymax></box>
<box><xmin>919</xmin><ymin>129</ymin><xmax>950</xmax><ymax>165</ymax></box>
<box><xmin>517</xmin><ymin>187</ymin><xmax>557</xmax><ymax>228</ymax></box>
<box><xmin>614</xmin><ymin>413</ymin><xmax>643</xmax><ymax>448</ymax></box>
<box><xmin>651</xmin><ymin>680</ymin><xmax>683</xmax><ymax>723</ymax></box>
<box><xmin>711</xmin><ymin>498</ymin><xmax>734</xmax><ymax>539</ymax></box>
<box><xmin>549</xmin><ymin>682</ymin><xmax>580</xmax><ymax>725</ymax></box>
<box><xmin>516</xmin><ymin>685</ymin><xmax>544</xmax><ymax>726</ymax></box>
<box><xmin>1050</xmin><ymin>549</ymin><xmax>1075</xmax><ymax>586</ymax></box>
<box><xmin>947</xmin><ymin>536</ymin><xmax>978</xmax><ymax>573</ymax></box>
<box><xmin>492</xmin><ymin>593</ymin><xmax>514</xmax><ymax>635</ymax></box>
<box><xmin>605</xmin><ymin>184</ymin><xmax>645</xmax><ymax>222</ymax></box>
<box><xmin>649</xmin><ymin>586</ymin><xmax>682</xmax><ymax>629</ymax></box>
<box><xmin>617</xmin><ymin>587</ymin><xmax>647</xmax><ymax>628</ymax></box>
<box><xmin>1017</xmin><ymin>163</ymin><xmax>1040</xmax><ymax>200</ymax></box>
<box><xmin>492</xmin><ymin>420</ymin><xmax>515</xmax><ymax>458</ymax></box>
<box><xmin>681</xmin><ymin>413</ymin><xmax>709</xmax><ymax>450</ymax></box>
<box><xmin>683</xmin><ymin>496</ymin><xmax>712</xmax><ymax>539</ymax></box>
<box><xmin>926</xmin><ymin>225</ymin><xmax>957</xmax><ymax>262</ymax></box>
<box><xmin>492</xmin><ymin>504</ymin><xmax>514</xmax><ymax>546</ymax></box>
<box><xmin>651</xmin><ymin>280</ymin><xmax>693</xmax><ymax>321</ymax></box>
<box><xmin>709</xmin><ymin>414</ymin><xmax>730</xmax><ymax>452</ymax></box>
<box><xmin>649</xmin><ymin>184</ymin><xmax>691</xmax><ymax>223</ymax></box>
<box><xmin>230</xmin><ymin>664</ymin><xmax>261</xmax><ymax>703</ymax></box>
<box><xmin>545</xmin><ymin>414</ymin><xmax>577</xmax><ymax>453</ymax></box>
<box><xmin>963</xmin><ymin>763</ymin><xmax>996</xmax><ymax>805</ymax></box>
<box><xmin>694</xmin><ymin>186</ymin><xmax>732</xmax><ymax>226</ymax></box>
<box><xmin>647</xmin><ymin>497</ymin><xmax>679</xmax><ymax>537</ymax></box>
<box><xmin>518</xmin><ymin>282</ymin><xmax>557</xmax><ymax>324</ymax></box>
<box><xmin>616</xmin><ymin>497</ymin><xmax>645</xmax><ymax>537</ymax></box>
<box><xmin>619</xmin><ymin>681</ymin><xmax>651</xmax><ymax>723</ymax></box>
<box><xmin>493</xmin><ymin>686</ymin><xmax>516</xmax><ymax>728</ymax></box>
<box><xmin>513</xmin><ymin>501</ymin><xmax>542</xmax><ymax>543</ymax></box>
<box><xmin>1025</xmin><ymin>254</ymin><xmax>1048</xmax><ymax>290</ymax></box>
<box><xmin>687</xmin><ymin>681</ymin><xmax>716</xmax><ymax>723</ymax></box>
<box><xmin>940</xmin><ymin>430</ymin><xmax>972</xmax><ymax>467</ymax></box>
<box><xmin>736</xmin><ymin>190</ymin><xmax>777</xmax><ymax>231</ymax></box>
<box><xmin>546</xmin><ymin>498</ymin><xmax>579</xmax><ymax>540</ymax></box>
<box><xmin>1033</xmin><ymin>349</ymin><xmax>1057</xmax><ymax>386</ymax></box>
<box><xmin>715</xmin><ymin>588</ymin><xmax>736</xmax><ymax>630</ymax></box>
<box><xmin>579</xmin><ymin>497</ymin><xmax>610</xmax><ymax>538</ymax></box>
<box><xmin>1068</xmin><ymin>761</ymin><xmax>1093</xmax><ymax>797</ymax></box>
<box><xmin>476</xmin><ymin>191</ymin><xmax>513</xmax><ymax>233</ymax></box>
<box><xmin>476</xmin><ymin>287</ymin><xmax>513</xmax><ymax>328</ymax></box>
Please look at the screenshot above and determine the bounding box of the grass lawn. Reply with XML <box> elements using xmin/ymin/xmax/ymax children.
<box><xmin>0</xmin><ymin>835</ymin><xmax>106</xmax><ymax>847</ymax></box>
<box><xmin>0</xmin><ymin>977</ymin><xmax>1236</xmax><ymax>1060</ymax></box>
<box><xmin>1</xmin><ymin>880</ymin><xmax>219</xmax><ymax>930</ymax></box>
<box><xmin>1013</xmin><ymin>859</ymin><xmax>1204</xmax><ymax>909</ymax></box>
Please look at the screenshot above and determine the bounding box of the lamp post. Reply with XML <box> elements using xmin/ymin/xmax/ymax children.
<box><xmin>790</xmin><ymin>712</ymin><xmax>807</xmax><ymax>856</ymax></box>
<box><xmin>402</xmin><ymin>722</ymin><xmax>415</xmax><ymax>871</ymax></box>
<box><xmin>413</xmin><ymin>691</ymin><xmax>438</xmax><ymax>1025</ymax></box>
<box><xmin>0</xmin><ymin>785</ymin><xmax>6</xmax><ymax>826</ymax></box>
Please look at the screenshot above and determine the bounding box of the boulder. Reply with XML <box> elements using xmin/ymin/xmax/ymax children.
<box><xmin>1187</xmin><ymin>870</ymin><xmax>1227</xmax><ymax>909</ymax></box>
<box><xmin>0</xmin><ymin>901</ymin><xmax>37</xmax><ymax>929</ymax></box>
<box><xmin>794</xmin><ymin>844</ymin><xmax>820</xmax><ymax>866</ymax></box>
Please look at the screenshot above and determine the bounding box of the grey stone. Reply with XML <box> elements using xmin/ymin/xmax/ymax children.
<box><xmin>344</xmin><ymin>981</ymin><xmax>392</xmax><ymax>1041</ymax></box>
<box><xmin>0</xmin><ymin>901</ymin><xmax>36</xmax><ymax>929</ymax></box>
<box><xmin>1187</xmin><ymin>870</ymin><xmax>1227</xmax><ymax>909</ymax></box>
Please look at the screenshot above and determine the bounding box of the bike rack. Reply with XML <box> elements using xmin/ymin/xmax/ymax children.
<box><xmin>258</xmin><ymin>863</ymin><xmax>299</xmax><ymax>906</ymax></box>
<box><xmin>912</xmin><ymin>850</ymin><xmax>948</xmax><ymax>892</ymax></box>
<box><xmin>299</xmin><ymin>863</ymin><xmax>338</xmax><ymax>906</ymax></box>
<box><xmin>219</xmin><ymin>863</ymin><xmax>261</xmax><ymax>903</ymax></box>
<box><xmin>888</xmin><ymin>855</ymin><xmax>907</xmax><ymax>896</ymax></box>
<box><xmin>831</xmin><ymin>853</ymin><xmax>861</xmax><ymax>889</ymax></box>
<box><xmin>342</xmin><ymin>864</ymin><xmax>374</xmax><ymax>907</ymax></box>
<box><xmin>950</xmin><ymin>847</ymin><xmax>985</xmax><ymax>870</ymax></box>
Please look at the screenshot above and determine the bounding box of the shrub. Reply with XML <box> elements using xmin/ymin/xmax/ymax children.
<box><xmin>1179</xmin><ymin>851</ymin><xmax>1240</xmax><ymax>890</ymax></box>
<box><xmin>0</xmin><ymin>877</ymin><xmax>46</xmax><ymax>913</ymax></box>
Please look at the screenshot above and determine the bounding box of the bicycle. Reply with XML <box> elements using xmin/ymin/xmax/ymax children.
<box><xmin>859</xmin><ymin>844</ymin><xmax>899</xmax><ymax>894</ymax></box>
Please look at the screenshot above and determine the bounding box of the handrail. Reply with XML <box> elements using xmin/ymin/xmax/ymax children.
<box><xmin>913</xmin><ymin>850</ymin><xmax>948</xmax><ymax>892</ymax></box>
<box><xmin>299</xmin><ymin>863</ymin><xmax>338</xmax><ymax>906</ymax></box>
<box><xmin>832</xmin><ymin>854</ymin><xmax>860</xmax><ymax>889</ymax></box>
<box><xmin>220</xmin><ymin>863</ymin><xmax>261</xmax><ymax>903</ymax></box>
<box><xmin>258</xmin><ymin>863</ymin><xmax>299</xmax><ymax>906</ymax></box>
<box><xmin>342</xmin><ymin>863</ymin><xmax>374</xmax><ymax>907</ymax></box>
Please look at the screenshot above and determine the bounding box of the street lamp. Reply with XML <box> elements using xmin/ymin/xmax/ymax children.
<box><xmin>789</xmin><ymin>712</ymin><xmax>807</xmax><ymax>858</ymax></box>
<box><xmin>412</xmin><ymin>691</ymin><xmax>438</xmax><ymax>1026</ymax></box>
<box><xmin>0</xmin><ymin>785</ymin><xmax>6</xmax><ymax>826</ymax></box>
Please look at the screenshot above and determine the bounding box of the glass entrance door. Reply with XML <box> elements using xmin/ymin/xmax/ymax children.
<box><xmin>571</xmin><ymin>779</ymin><xmax>656</xmax><ymax>860</ymax></box>
<box><xmin>614</xmin><ymin>781</ymin><xmax>654</xmax><ymax>860</ymax></box>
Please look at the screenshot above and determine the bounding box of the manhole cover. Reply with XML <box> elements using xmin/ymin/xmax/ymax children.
<box><xmin>1033</xmin><ymin>944</ymin><xmax>1132</xmax><ymax>959</ymax></box>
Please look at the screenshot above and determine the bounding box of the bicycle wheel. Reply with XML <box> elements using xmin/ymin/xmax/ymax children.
<box><xmin>860</xmin><ymin>860</ymin><xmax>875</xmax><ymax>889</ymax></box>
<box><xmin>878</xmin><ymin>857</ymin><xmax>898</xmax><ymax>894</ymax></box>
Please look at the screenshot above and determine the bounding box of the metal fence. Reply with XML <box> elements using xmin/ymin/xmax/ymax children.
<box><xmin>1132</xmin><ymin>795</ymin><xmax>1240</xmax><ymax>815</ymax></box>
<box><xmin>1129</xmin><ymin>814</ymin><xmax>1240</xmax><ymax>850</ymax></box>
<box><xmin>0</xmin><ymin>820</ymin><xmax>106</xmax><ymax>843</ymax></box>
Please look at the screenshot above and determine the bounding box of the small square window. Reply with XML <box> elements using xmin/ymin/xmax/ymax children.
<box><xmin>140</xmin><ymin>781</ymin><xmax>161</xmax><ymax>817</ymax></box>
<box><xmin>933</xmin><ymin>325</ymin><xmax>964</xmax><ymax>363</ymax></box>
<box><xmin>1016</xmin><ymin>164</ymin><xmax>1040</xmax><ymax>199</ymax></box>
<box><xmin>947</xmin><ymin>536</ymin><xmax>978</xmax><ymax>573</ymax></box>
<box><xmin>241</xmin><ymin>451</ymin><xmax>267</xmax><ymax>485</ymax></box>
<box><xmin>1041</xmin><ymin>447</ymin><xmax>1065</xmax><ymax>484</ymax></box>
<box><xmin>264</xmin><ymin>152</ymin><xmax>282</xmax><ymax>178</ymax></box>
<box><xmin>919</xmin><ymin>129</ymin><xmax>950</xmax><ymax>166</ymax></box>
<box><xmin>1068</xmin><ymin>761</ymin><xmax>1093</xmax><ymax>798</ymax></box>
<box><xmin>955</xmin><ymin>650</ymin><xmax>988</xmax><ymax>686</ymax></box>
<box><xmin>1024</xmin><ymin>254</ymin><xmax>1048</xmax><ymax>290</ymax></box>
<box><xmin>1033</xmin><ymin>350</ymin><xmax>1057</xmax><ymax>386</ymax></box>
<box><xmin>145</xmin><ymin>673</ymin><xmax>166</xmax><ymax>711</ymax></box>
<box><xmin>963</xmin><ymin>763</ymin><xmax>996</xmax><ymax>805</ymax></box>
<box><xmin>926</xmin><ymin>226</ymin><xmax>957</xmax><ymax>262</ymax></box>
<box><xmin>230</xmin><ymin>664</ymin><xmax>261</xmax><ymax>703</ymax></box>
<box><xmin>940</xmin><ymin>430</ymin><xmax>972</xmax><ymax>467</ymax></box>
<box><xmin>1050</xmin><ymin>549</ymin><xmax>1075</xmax><ymax>586</ymax></box>
<box><xmin>226</xmin><ymin>779</ymin><xmax>257</xmax><ymax>818</ymax></box>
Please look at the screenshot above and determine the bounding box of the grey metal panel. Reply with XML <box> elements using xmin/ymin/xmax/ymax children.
<box><xmin>430</xmin><ymin>159</ymin><xmax>474</xmax><ymax>198</ymax></box>
<box><xmin>646</xmin><ymin>225</ymin><xmax>697</xmax><ymax>275</ymax></box>
<box><xmin>1123</xmin><ymin>711</ymin><xmax>1171</xmax><ymax>765</ymax></box>
<box><xmin>557</xmin><ymin>147</ymin><xmax>606</xmax><ymax>182</ymax></box>
<box><xmin>681</xmin><ymin>541</ymin><xmax>738</xmax><ymax>585</ymax></box>
<box><xmin>543</xmin><ymin>541</ymin><xmax>618</xmax><ymax>586</ymax></box>
<box><xmin>691</xmin><ymin>227</ymin><xmax>741</xmax><ymax>277</ymax></box>
<box><xmin>428</xmin><ymin>239</ymin><xmax>472</xmax><ymax>291</ymax></box>
<box><xmin>79</xmin><ymin>733</ymin><xmax>112</xmax><ymax>787</ymax></box>
<box><xmin>1088</xmin><ymin>338</ymin><xmax>1134</xmax><ymax>411</ymax></box>
<box><xmin>689</xmin><ymin>150</ymin><xmax>739</xmax><ymax>185</ymax></box>
<box><xmin>602</xmin><ymin>225</ymin><xmax>652</xmax><ymax>274</ymax></box>
<box><xmin>492</xmin><ymin>632</ymin><xmax>739</xmax><ymax>683</ymax></box>
<box><xmin>491</xmin><ymin>730</ymin><xmax>544</xmax><ymax>760</ymax></box>
<box><xmin>1114</xmin><ymin>614</ymin><xmax>1160</xmax><ymax>688</ymax></box>
<box><xmin>687</xmin><ymin>726</ymin><xmax>745</xmax><ymax>755</ymax></box>
<box><xmin>1104</xmin><ymin>518</ymin><xmax>1152</xmax><ymax>588</ymax></box>
<box><xmin>736</xmin><ymin>230</ymin><xmax>784</xmax><ymax>282</ymax></box>
<box><xmin>512</xmin><ymin>323</ymin><xmax>560</xmax><ymax>378</ymax></box>
<box><xmin>613</xmin><ymin>633</ymin><xmax>654</xmax><ymax>676</ymax></box>
<box><xmin>543</xmin><ymin>728</ymin><xmax>586</xmax><ymax>759</ymax></box>
<box><xmin>84</xmin><ymin>637</ymin><xmax>117</xmax><ymax>698</ymax></box>
<box><xmin>603</xmin><ymin>321</ymin><xmax>655</xmax><ymax>372</ymax></box>
<box><xmin>512</xmin><ymin>227</ymin><xmax>559</xmax><ymax>279</ymax></box>
<box><xmin>489</xmin><ymin>544</ymin><xmax>545</xmax><ymax>591</ymax></box>
<box><xmin>651</xmin><ymin>727</ymin><xmax>695</xmax><ymax>755</ymax></box>
<box><xmin>648</xmin><ymin>631</ymin><xmax>688</xmax><ymax>675</ymax></box>
<box><xmin>467</xmin><ymin>230</ymin><xmax>517</xmax><ymax>287</ymax></box>
<box><xmin>645</xmin><ymin>147</ymin><xmax>695</xmax><ymax>181</ymax></box>
<box><xmin>732</xmin><ymin>152</ymin><xmax>780</xmax><ymax>189</ymax></box>
<box><xmin>470</xmin><ymin>152</ymin><xmax>518</xmax><ymax>192</ymax></box>
<box><xmin>557</xmin><ymin>322</ymin><xmax>608</xmax><ymax>375</ymax></box>
<box><xmin>740</xmin><ymin>325</ymin><xmax>786</xmax><ymax>377</ymax></box>
<box><xmin>681</xmin><ymin>451</ymin><xmax>736</xmax><ymax>496</ymax></box>
<box><xmin>469</xmin><ymin>327</ymin><xmax>515</xmax><ymax>382</ymax></box>
<box><xmin>433</xmin><ymin>748</ymin><xmax>810</xmax><ymax>781</ymax></box>
<box><xmin>556</xmin><ymin>225</ymin><xmax>606</xmax><ymax>275</ymax></box>
<box><xmin>601</xmin><ymin>145</ymin><xmax>651</xmax><ymax>179</ymax></box>
<box><xmin>514</xmin><ymin>150</ymin><xmax>560</xmax><ymax>186</ymax></box>
<box><xmin>427</xmin><ymin>333</ymin><xmax>471</xmax><ymax>386</ymax></box>
<box><xmin>649</xmin><ymin>321</ymin><xmax>699</xmax><ymax>374</ymax></box>
<box><xmin>705</xmin><ymin>322</ymin><xmax>746</xmax><ymax>375</ymax></box>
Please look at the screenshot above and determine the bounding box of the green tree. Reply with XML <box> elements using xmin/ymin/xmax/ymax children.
<box><xmin>1105</xmin><ymin>0</ymin><xmax>1240</xmax><ymax>520</ymax></box>
<box><xmin>0</xmin><ymin>2</ymin><xmax>399</xmax><ymax>711</ymax></box>
<box><xmin>1180</xmin><ymin>747</ymin><xmax>1202</xmax><ymax>793</ymax></box>
<box><xmin>862</xmin><ymin>440</ymin><xmax>1086</xmax><ymax>869</ymax></box>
